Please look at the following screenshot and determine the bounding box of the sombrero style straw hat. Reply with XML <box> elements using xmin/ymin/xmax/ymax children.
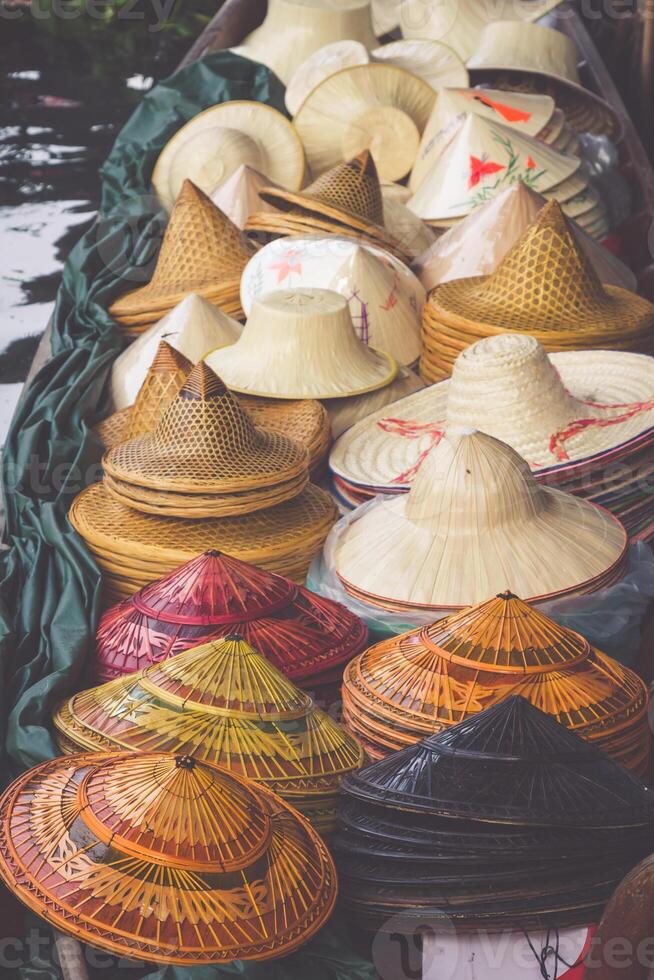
<box><xmin>409</xmin><ymin>87</ymin><xmax>556</xmax><ymax>192</ymax></box>
<box><xmin>293</xmin><ymin>64</ymin><xmax>436</xmax><ymax>182</ymax></box>
<box><xmin>109</xmin><ymin>181</ymin><xmax>254</xmax><ymax>329</ymax></box>
<box><xmin>93</xmin><ymin>549</ymin><xmax>367</xmax><ymax>686</ymax></box>
<box><xmin>421</xmin><ymin>202</ymin><xmax>654</xmax><ymax>382</ymax></box>
<box><xmin>0</xmin><ymin>751</ymin><xmax>336</xmax><ymax>964</ymax></box>
<box><xmin>102</xmin><ymin>363</ymin><xmax>310</xmax><ymax>518</ymax></box>
<box><xmin>286</xmin><ymin>40</ymin><xmax>371</xmax><ymax>117</ymax></box>
<box><xmin>54</xmin><ymin>634</ymin><xmax>364</xmax><ymax>834</ymax></box>
<box><xmin>341</xmin><ymin>591</ymin><xmax>649</xmax><ymax>772</ymax></box>
<box><xmin>329</xmin><ymin>334</ymin><xmax>654</xmax><ymax>494</ymax></box>
<box><xmin>413</xmin><ymin>182</ymin><xmax>637</xmax><ymax>292</ymax></box>
<box><xmin>152</xmin><ymin>101</ymin><xmax>305</xmax><ymax>213</ymax></box>
<box><xmin>206</xmin><ymin>288</ymin><xmax>398</xmax><ymax>400</ymax></box>
<box><xmin>210</xmin><ymin>164</ymin><xmax>283</xmax><ymax>230</ymax></box>
<box><xmin>467</xmin><ymin>21</ymin><xmax>622</xmax><ymax>139</ymax></box>
<box><xmin>334</xmin><ymin>430</ymin><xmax>628</xmax><ymax>612</ymax></box>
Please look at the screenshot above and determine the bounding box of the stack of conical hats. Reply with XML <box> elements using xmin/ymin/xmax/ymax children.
<box><xmin>247</xmin><ymin>151</ymin><xmax>412</xmax><ymax>263</ymax></box>
<box><xmin>421</xmin><ymin>202</ymin><xmax>654</xmax><ymax>382</ymax></box>
<box><xmin>101</xmin><ymin>362</ymin><xmax>310</xmax><ymax>518</ymax></box>
<box><xmin>342</xmin><ymin>591</ymin><xmax>649</xmax><ymax>772</ymax></box>
<box><xmin>0</xmin><ymin>751</ymin><xmax>336</xmax><ymax>964</ymax></box>
<box><xmin>54</xmin><ymin>634</ymin><xmax>364</xmax><ymax>835</ymax></box>
<box><xmin>93</xmin><ymin>549</ymin><xmax>367</xmax><ymax>693</ymax></box>
<box><xmin>109</xmin><ymin>180</ymin><xmax>254</xmax><ymax>332</ymax></box>
<box><xmin>333</xmin><ymin>697</ymin><xmax>654</xmax><ymax>935</ymax></box>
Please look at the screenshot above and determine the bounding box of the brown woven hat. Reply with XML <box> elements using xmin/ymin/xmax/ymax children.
<box><xmin>109</xmin><ymin>180</ymin><xmax>254</xmax><ymax>327</ymax></box>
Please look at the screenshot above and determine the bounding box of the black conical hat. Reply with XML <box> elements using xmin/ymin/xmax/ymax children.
<box><xmin>340</xmin><ymin>697</ymin><xmax>654</xmax><ymax>828</ymax></box>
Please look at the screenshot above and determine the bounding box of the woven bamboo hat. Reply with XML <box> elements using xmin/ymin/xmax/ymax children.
<box><xmin>421</xmin><ymin>201</ymin><xmax>654</xmax><ymax>381</ymax></box>
<box><xmin>372</xmin><ymin>40</ymin><xmax>469</xmax><ymax>91</ymax></box>
<box><xmin>286</xmin><ymin>40</ymin><xmax>370</xmax><ymax>117</ymax></box>
<box><xmin>109</xmin><ymin>181</ymin><xmax>254</xmax><ymax>328</ymax></box>
<box><xmin>206</xmin><ymin>288</ymin><xmax>397</xmax><ymax>400</ymax></box>
<box><xmin>293</xmin><ymin>64</ymin><xmax>436</xmax><ymax>181</ymax></box>
<box><xmin>334</xmin><ymin>430</ymin><xmax>628</xmax><ymax>611</ymax></box>
<box><xmin>342</xmin><ymin>591</ymin><xmax>649</xmax><ymax>771</ymax></box>
<box><xmin>0</xmin><ymin>751</ymin><xmax>336</xmax><ymax>964</ymax></box>
<box><xmin>408</xmin><ymin>114</ymin><xmax>580</xmax><ymax>223</ymax></box>
<box><xmin>93</xmin><ymin>548</ymin><xmax>367</xmax><ymax>685</ymax></box>
<box><xmin>152</xmin><ymin>102</ymin><xmax>305</xmax><ymax>213</ymax></box>
<box><xmin>414</xmin><ymin>182</ymin><xmax>637</xmax><ymax>292</ymax></box>
<box><xmin>210</xmin><ymin>164</ymin><xmax>282</xmax><ymax>230</ymax></box>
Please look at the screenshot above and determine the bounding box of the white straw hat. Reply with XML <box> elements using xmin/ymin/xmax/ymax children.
<box><xmin>370</xmin><ymin>0</ymin><xmax>400</xmax><ymax>34</ymax></box>
<box><xmin>152</xmin><ymin>102</ymin><xmax>305</xmax><ymax>212</ymax></box>
<box><xmin>210</xmin><ymin>165</ymin><xmax>282</xmax><ymax>230</ymax></box>
<box><xmin>382</xmin><ymin>196</ymin><xmax>435</xmax><ymax>259</ymax></box>
<box><xmin>293</xmin><ymin>63</ymin><xmax>436</xmax><ymax>181</ymax></box>
<box><xmin>286</xmin><ymin>40</ymin><xmax>370</xmax><ymax>117</ymax></box>
<box><xmin>371</xmin><ymin>39</ymin><xmax>468</xmax><ymax>91</ymax></box>
<box><xmin>329</xmin><ymin>334</ymin><xmax>654</xmax><ymax>490</ymax></box>
<box><xmin>205</xmin><ymin>288</ymin><xmax>398</xmax><ymax>399</ymax></box>
<box><xmin>334</xmin><ymin>429</ymin><xmax>628</xmax><ymax>610</ymax></box>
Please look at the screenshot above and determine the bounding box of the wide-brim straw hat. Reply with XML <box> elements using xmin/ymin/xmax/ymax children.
<box><xmin>206</xmin><ymin>288</ymin><xmax>397</xmax><ymax>400</ymax></box>
<box><xmin>293</xmin><ymin>64</ymin><xmax>436</xmax><ymax>182</ymax></box>
<box><xmin>0</xmin><ymin>751</ymin><xmax>336</xmax><ymax>964</ymax></box>
<box><xmin>421</xmin><ymin>202</ymin><xmax>654</xmax><ymax>382</ymax></box>
<box><xmin>467</xmin><ymin>21</ymin><xmax>621</xmax><ymax>139</ymax></box>
<box><xmin>109</xmin><ymin>181</ymin><xmax>254</xmax><ymax>327</ymax></box>
<box><xmin>372</xmin><ymin>40</ymin><xmax>469</xmax><ymax>91</ymax></box>
<box><xmin>329</xmin><ymin>334</ymin><xmax>654</xmax><ymax>491</ymax></box>
<box><xmin>152</xmin><ymin>101</ymin><xmax>305</xmax><ymax>213</ymax></box>
<box><xmin>326</xmin><ymin>365</ymin><xmax>425</xmax><ymax>438</ymax></box>
<box><xmin>413</xmin><ymin>183</ymin><xmax>636</xmax><ymax>292</ymax></box>
<box><xmin>409</xmin><ymin>87</ymin><xmax>556</xmax><ymax>193</ymax></box>
<box><xmin>210</xmin><ymin>164</ymin><xmax>283</xmax><ymax>230</ymax></box>
<box><xmin>286</xmin><ymin>40</ymin><xmax>371</xmax><ymax>117</ymax></box>
<box><xmin>334</xmin><ymin>430</ymin><xmax>628</xmax><ymax>611</ymax></box>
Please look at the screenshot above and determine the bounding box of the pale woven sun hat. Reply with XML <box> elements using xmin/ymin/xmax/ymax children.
<box><xmin>210</xmin><ymin>165</ymin><xmax>283</xmax><ymax>231</ymax></box>
<box><xmin>285</xmin><ymin>40</ymin><xmax>370</xmax><ymax>117</ymax></box>
<box><xmin>152</xmin><ymin>101</ymin><xmax>305</xmax><ymax>212</ymax></box>
<box><xmin>371</xmin><ymin>40</ymin><xmax>469</xmax><ymax>92</ymax></box>
<box><xmin>329</xmin><ymin>333</ymin><xmax>654</xmax><ymax>491</ymax></box>
<box><xmin>293</xmin><ymin>63</ymin><xmax>436</xmax><ymax>181</ymax></box>
<box><xmin>206</xmin><ymin>288</ymin><xmax>397</xmax><ymax>400</ymax></box>
<box><xmin>333</xmin><ymin>429</ymin><xmax>628</xmax><ymax>611</ymax></box>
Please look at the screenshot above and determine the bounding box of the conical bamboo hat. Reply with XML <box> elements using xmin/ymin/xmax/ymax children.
<box><xmin>410</xmin><ymin>87</ymin><xmax>556</xmax><ymax>193</ymax></box>
<box><xmin>408</xmin><ymin>114</ymin><xmax>580</xmax><ymax>222</ymax></box>
<box><xmin>109</xmin><ymin>180</ymin><xmax>254</xmax><ymax>321</ymax></box>
<box><xmin>210</xmin><ymin>165</ymin><xmax>282</xmax><ymax>231</ymax></box>
<box><xmin>326</xmin><ymin>365</ymin><xmax>425</xmax><ymax>438</ymax></box>
<box><xmin>382</xmin><ymin>196</ymin><xmax>435</xmax><ymax>260</ymax></box>
<box><xmin>103</xmin><ymin>362</ymin><xmax>309</xmax><ymax>496</ymax></box>
<box><xmin>372</xmin><ymin>40</ymin><xmax>468</xmax><ymax>93</ymax></box>
<box><xmin>0</xmin><ymin>751</ymin><xmax>336</xmax><ymax>963</ymax></box>
<box><xmin>286</xmin><ymin>40</ymin><xmax>370</xmax><ymax>117</ymax></box>
<box><xmin>414</xmin><ymin>182</ymin><xmax>637</xmax><ymax>292</ymax></box>
<box><xmin>334</xmin><ymin>430</ymin><xmax>628</xmax><ymax>610</ymax></box>
<box><xmin>293</xmin><ymin>64</ymin><xmax>436</xmax><ymax>181</ymax></box>
<box><xmin>152</xmin><ymin>101</ymin><xmax>305</xmax><ymax>212</ymax></box>
<box><xmin>206</xmin><ymin>288</ymin><xmax>398</xmax><ymax>400</ymax></box>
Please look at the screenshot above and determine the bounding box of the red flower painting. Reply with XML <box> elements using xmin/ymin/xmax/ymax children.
<box><xmin>468</xmin><ymin>154</ymin><xmax>505</xmax><ymax>188</ymax></box>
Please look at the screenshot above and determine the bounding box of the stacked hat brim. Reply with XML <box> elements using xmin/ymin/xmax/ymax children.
<box><xmin>109</xmin><ymin>180</ymin><xmax>254</xmax><ymax>331</ymax></box>
<box><xmin>102</xmin><ymin>362</ymin><xmax>310</xmax><ymax>518</ymax></box>
<box><xmin>0</xmin><ymin>751</ymin><xmax>336</xmax><ymax>963</ymax></box>
<box><xmin>333</xmin><ymin>697</ymin><xmax>654</xmax><ymax>934</ymax></box>
<box><xmin>341</xmin><ymin>591</ymin><xmax>649</xmax><ymax>773</ymax></box>
<box><xmin>421</xmin><ymin>202</ymin><xmax>654</xmax><ymax>383</ymax></box>
<box><xmin>54</xmin><ymin>635</ymin><xmax>364</xmax><ymax>835</ymax></box>
<box><xmin>327</xmin><ymin>365</ymin><xmax>425</xmax><ymax>440</ymax></box>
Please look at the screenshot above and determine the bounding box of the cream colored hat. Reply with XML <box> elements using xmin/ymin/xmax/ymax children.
<box><xmin>409</xmin><ymin>87</ymin><xmax>556</xmax><ymax>192</ymax></box>
<box><xmin>413</xmin><ymin>183</ymin><xmax>637</xmax><ymax>292</ymax></box>
<box><xmin>329</xmin><ymin>333</ymin><xmax>654</xmax><ymax>489</ymax></box>
<box><xmin>382</xmin><ymin>196</ymin><xmax>435</xmax><ymax>259</ymax></box>
<box><xmin>152</xmin><ymin>101</ymin><xmax>305</xmax><ymax>212</ymax></box>
<box><xmin>109</xmin><ymin>294</ymin><xmax>242</xmax><ymax>411</ymax></box>
<box><xmin>210</xmin><ymin>165</ymin><xmax>282</xmax><ymax>231</ymax></box>
<box><xmin>372</xmin><ymin>40</ymin><xmax>469</xmax><ymax>91</ymax></box>
<box><xmin>334</xmin><ymin>430</ymin><xmax>628</xmax><ymax>610</ymax></box>
<box><xmin>286</xmin><ymin>40</ymin><xmax>370</xmax><ymax>117</ymax></box>
<box><xmin>237</xmin><ymin>0</ymin><xmax>377</xmax><ymax>86</ymax></box>
<box><xmin>294</xmin><ymin>63</ymin><xmax>436</xmax><ymax>181</ymax></box>
<box><xmin>206</xmin><ymin>288</ymin><xmax>398</xmax><ymax>400</ymax></box>
<box><xmin>327</xmin><ymin>365</ymin><xmax>425</xmax><ymax>438</ymax></box>
<box><xmin>370</xmin><ymin>0</ymin><xmax>400</xmax><ymax>34</ymax></box>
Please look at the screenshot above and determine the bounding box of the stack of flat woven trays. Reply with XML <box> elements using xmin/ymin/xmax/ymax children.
<box><xmin>341</xmin><ymin>591</ymin><xmax>650</xmax><ymax>773</ymax></box>
<box><xmin>333</xmin><ymin>697</ymin><xmax>654</xmax><ymax>935</ymax></box>
<box><xmin>53</xmin><ymin>634</ymin><xmax>364</xmax><ymax>836</ymax></box>
<box><xmin>92</xmin><ymin>549</ymin><xmax>368</xmax><ymax>698</ymax></box>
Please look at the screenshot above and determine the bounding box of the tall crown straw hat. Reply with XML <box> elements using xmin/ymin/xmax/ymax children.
<box><xmin>234</xmin><ymin>0</ymin><xmax>378</xmax><ymax>86</ymax></box>
<box><xmin>102</xmin><ymin>363</ymin><xmax>310</xmax><ymax>518</ymax></box>
<box><xmin>293</xmin><ymin>64</ymin><xmax>436</xmax><ymax>182</ymax></box>
<box><xmin>210</xmin><ymin>164</ymin><xmax>284</xmax><ymax>230</ymax></box>
<box><xmin>206</xmin><ymin>288</ymin><xmax>397</xmax><ymax>400</ymax></box>
<box><xmin>0</xmin><ymin>751</ymin><xmax>336</xmax><ymax>963</ymax></box>
<box><xmin>333</xmin><ymin>430</ymin><xmax>628</xmax><ymax>613</ymax></box>
<box><xmin>414</xmin><ymin>182</ymin><xmax>637</xmax><ymax>292</ymax></box>
<box><xmin>341</xmin><ymin>591</ymin><xmax>650</xmax><ymax>771</ymax></box>
<box><xmin>151</xmin><ymin>101</ymin><xmax>305</xmax><ymax>213</ymax></box>
<box><xmin>467</xmin><ymin>21</ymin><xmax>622</xmax><ymax>139</ymax></box>
<box><xmin>421</xmin><ymin>202</ymin><xmax>654</xmax><ymax>382</ymax></box>
<box><xmin>109</xmin><ymin>180</ymin><xmax>254</xmax><ymax>329</ymax></box>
